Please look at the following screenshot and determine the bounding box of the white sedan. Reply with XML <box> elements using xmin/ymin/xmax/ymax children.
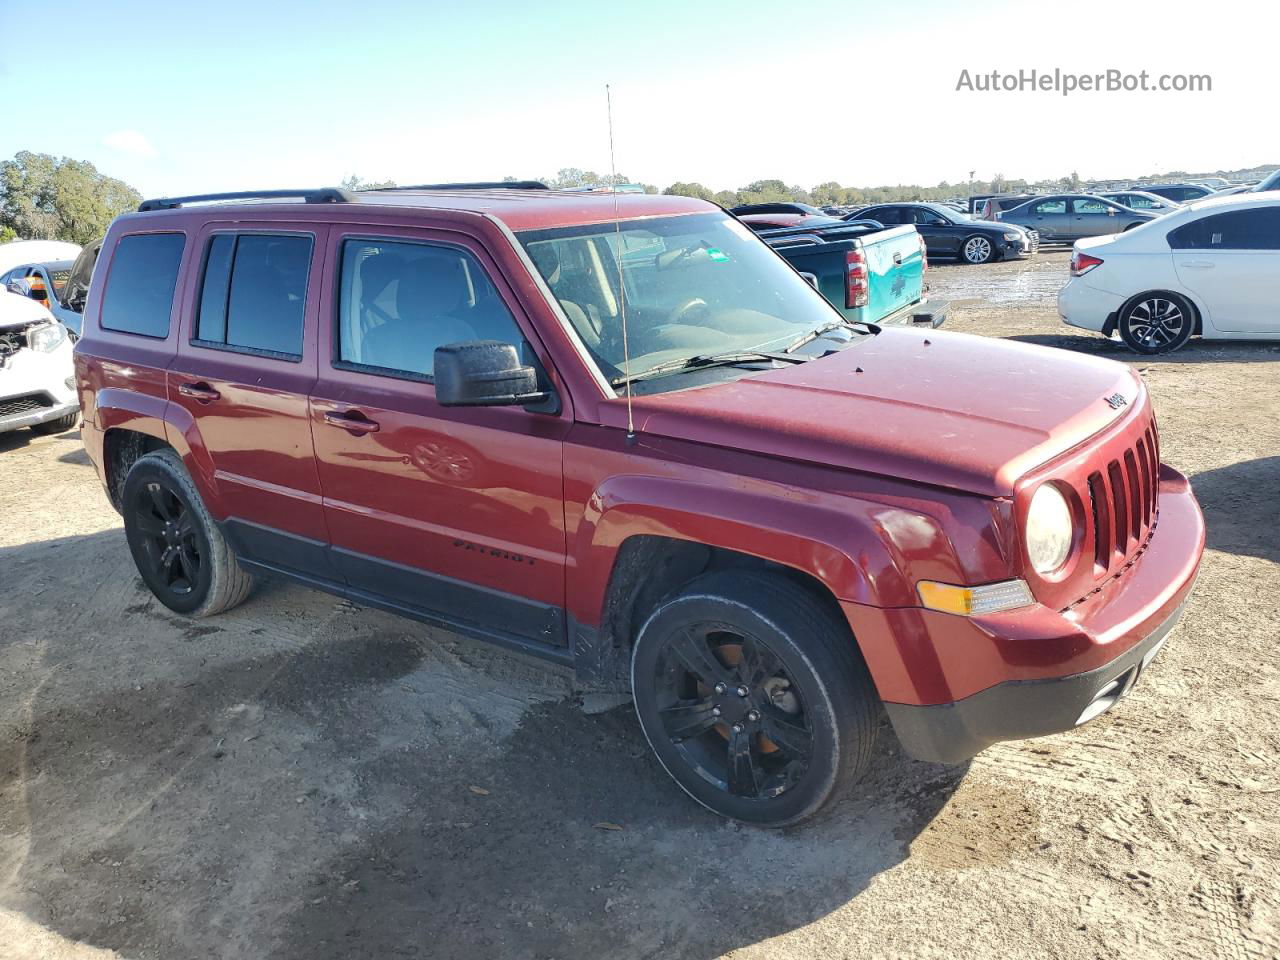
<box><xmin>1058</xmin><ymin>192</ymin><xmax>1280</xmax><ymax>354</ymax></box>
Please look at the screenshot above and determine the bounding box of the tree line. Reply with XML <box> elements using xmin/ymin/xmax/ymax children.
<box><xmin>3</xmin><ymin>153</ymin><xmax>1275</xmax><ymax>246</ymax></box>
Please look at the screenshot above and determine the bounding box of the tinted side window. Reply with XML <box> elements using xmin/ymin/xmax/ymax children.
<box><xmin>1073</xmin><ymin>198</ymin><xmax>1110</xmax><ymax>214</ymax></box>
<box><xmin>99</xmin><ymin>233</ymin><xmax>186</xmax><ymax>338</ymax></box>
<box><xmin>337</xmin><ymin>239</ymin><xmax>522</xmax><ymax>380</ymax></box>
<box><xmin>1032</xmin><ymin>200</ymin><xmax>1067</xmax><ymax>215</ymax></box>
<box><xmin>195</xmin><ymin>233</ymin><xmax>312</xmax><ymax>358</ymax></box>
<box><xmin>1169</xmin><ymin>208</ymin><xmax>1280</xmax><ymax>250</ymax></box>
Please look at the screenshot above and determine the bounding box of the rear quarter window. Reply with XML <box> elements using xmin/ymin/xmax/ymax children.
<box><xmin>99</xmin><ymin>233</ymin><xmax>186</xmax><ymax>338</ymax></box>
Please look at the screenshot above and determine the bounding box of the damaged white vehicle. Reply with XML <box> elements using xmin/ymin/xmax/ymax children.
<box><xmin>0</xmin><ymin>289</ymin><xmax>78</xmax><ymax>436</ymax></box>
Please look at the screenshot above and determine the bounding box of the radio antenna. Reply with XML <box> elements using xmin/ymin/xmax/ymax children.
<box><xmin>606</xmin><ymin>83</ymin><xmax>636</xmax><ymax>443</ymax></box>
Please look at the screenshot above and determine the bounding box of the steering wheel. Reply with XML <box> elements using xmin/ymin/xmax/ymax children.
<box><xmin>666</xmin><ymin>297</ymin><xmax>710</xmax><ymax>326</ymax></box>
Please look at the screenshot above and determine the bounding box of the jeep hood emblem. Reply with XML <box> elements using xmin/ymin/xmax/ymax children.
<box><xmin>1105</xmin><ymin>393</ymin><xmax>1128</xmax><ymax>410</ymax></box>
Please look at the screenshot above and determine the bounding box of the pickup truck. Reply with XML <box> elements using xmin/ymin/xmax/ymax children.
<box><xmin>753</xmin><ymin>218</ymin><xmax>946</xmax><ymax>328</ymax></box>
<box><xmin>76</xmin><ymin>184</ymin><xmax>1203</xmax><ymax>826</ymax></box>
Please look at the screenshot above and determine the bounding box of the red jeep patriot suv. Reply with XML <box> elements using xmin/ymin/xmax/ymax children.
<box><xmin>74</xmin><ymin>184</ymin><xmax>1204</xmax><ymax>826</ymax></box>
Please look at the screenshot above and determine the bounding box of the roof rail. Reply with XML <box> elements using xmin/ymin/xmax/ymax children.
<box><xmin>362</xmin><ymin>181</ymin><xmax>549</xmax><ymax>192</ymax></box>
<box><xmin>137</xmin><ymin>188</ymin><xmax>355</xmax><ymax>212</ymax></box>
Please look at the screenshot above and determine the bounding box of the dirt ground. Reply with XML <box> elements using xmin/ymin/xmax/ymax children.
<box><xmin>1</xmin><ymin>249</ymin><xmax>1277</xmax><ymax>960</ymax></box>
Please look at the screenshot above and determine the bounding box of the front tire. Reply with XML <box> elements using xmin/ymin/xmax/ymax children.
<box><xmin>121</xmin><ymin>449</ymin><xmax>254</xmax><ymax>617</ymax></box>
<box><xmin>1118</xmin><ymin>292</ymin><xmax>1195</xmax><ymax>355</ymax></box>
<box><xmin>962</xmin><ymin>235</ymin><xmax>995</xmax><ymax>264</ymax></box>
<box><xmin>631</xmin><ymin>571</ymin><xmax>878</xmax><ymax>826</ymax></box>
<box><xmin>30</xmin><ymin>412</ymin><xmax>78</xmax><ymax>435</ymax></box>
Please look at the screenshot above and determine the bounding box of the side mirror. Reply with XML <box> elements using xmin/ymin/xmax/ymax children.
<box><xmin>434</xmin><ymin>340</ymin><xmax>549</xmax><ymax>408</ymax></box>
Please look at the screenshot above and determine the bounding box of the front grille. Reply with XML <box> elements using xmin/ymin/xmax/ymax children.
<box><xmin>0</xmin><ymin>392</ymin><xmax>53</xmax><ymax>418</ymax></box>
<box><xmin>1083</xmin><ymin>419</ymin><xmax>1160</xmax><ymax>578</ymax></box>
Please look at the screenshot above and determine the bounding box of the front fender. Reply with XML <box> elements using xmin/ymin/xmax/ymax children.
<box><xmin>568</xmin><ymin>473</ymin><xmax>913</xmax><ymax>627</ymax></box>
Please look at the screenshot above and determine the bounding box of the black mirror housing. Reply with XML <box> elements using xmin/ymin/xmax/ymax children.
<box><xmin>434</xmin><ymin>340</ymin><xmax>548</xmax><ymax>407</ymax></box>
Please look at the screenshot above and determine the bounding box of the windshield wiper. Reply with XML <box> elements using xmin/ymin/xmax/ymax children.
<box><xmin>610</xmin><ymin>350</ymin><xmax>808</xmax><ymax>388</ymax></box>
<box><xmin>783</xmin><ymin>319</ymin><xmax>876</xmax><ymax>354</ymax></box>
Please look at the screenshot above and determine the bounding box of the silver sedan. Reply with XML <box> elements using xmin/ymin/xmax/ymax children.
<box><xmin>997</xmin><ymin>194</ymin><xmax>1157</xmax><ymax>242</ymax></box>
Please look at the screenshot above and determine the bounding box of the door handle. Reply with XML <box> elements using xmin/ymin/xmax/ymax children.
<box><xmin>893</xmin><ymin>252</ymin><xmax>903</xmax><ymax>264</ymax></box>
<box><xmin>1180</xmin><ymin>260</ymin><xmax>1215</xmax><ymax>269</ymax></box>
<box><xmin>178</xmin><ymin>382</ymin><xmax>220</xmax><ymax>403</ymax></box>
<box><xmin>324</xmin><ymin>410</ymin><xmax>381</xmax><ymax>434</ymax></box>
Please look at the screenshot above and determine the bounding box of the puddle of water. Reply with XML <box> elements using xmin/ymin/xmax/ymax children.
<box><xmin>928</xmin><ymin>262</ymin><xmax>1067</xmax><ymax>308</ymax></box>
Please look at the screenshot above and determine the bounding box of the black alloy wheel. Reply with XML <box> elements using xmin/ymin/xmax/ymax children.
<box><xmin>132</xmin><ymin>480</ymin><xmax>204</xmax><ymax>599</ymax></box>
<box><xmin>632</xmin><ymin>571</ymin><xmax>878</xmax><ymax>826</ymax></box>
<box><xmin>653</xmin><ymin>622</ymin><xmax>814</xmax><ymax>801</ymax></box>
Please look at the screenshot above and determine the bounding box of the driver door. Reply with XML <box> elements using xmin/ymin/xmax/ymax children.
<box><xmin>309</xmin><ymin>224</ymin><xmax>573</xmax><ymax>649</ymax></box>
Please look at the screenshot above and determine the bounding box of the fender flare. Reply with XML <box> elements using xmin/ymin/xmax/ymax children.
<box><xmin>94</xmin><ymin>388</ymin><xmax>227</xmax><ymax>519</ymax></box>
<box><xmin>567</xmin><ymin>474</ymin><xmax>912</xmax><ymax>628</ymax></box>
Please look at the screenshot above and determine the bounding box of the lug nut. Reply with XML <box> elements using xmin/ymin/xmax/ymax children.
<box><xmin>747</xmin><ymin>710</ymin><xmax>760</xmax><ymax>722</ymax></box>
<box><xmin>714</xmin><ymin>682</ymin><xmax>727</xmax><ymax>695</ymax></box>
<box><xmin>712</xmin><ymin>706</ymin><xmax>721</xmax><ymax>717</ymax></box>
<box><xmin>736</xmin><ymin>686</ymin><xmax>749</xmax><ymax>698</ymax></box>
<box><xmin>731</xmin><ymin>723</ymin><xmax>744</xmax><ymax>734</ymax></box>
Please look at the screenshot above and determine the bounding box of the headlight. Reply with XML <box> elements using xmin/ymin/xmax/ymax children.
<box><xmin>1026</xmin><ymin>483</ymin><xmax>1074</xmax><ymax>574</ymax></box>
<box><xmin>29</xmin><ymin>322</ymin><xmax>67</xmax><ymax>354</ymax></box>
<box><xmin>1004</xmin><ymin>232</ymin><xmax>1021</xmax><ymax>241</ymax></box>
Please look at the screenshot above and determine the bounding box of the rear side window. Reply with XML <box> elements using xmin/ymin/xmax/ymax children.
<box><xmin>195</xmin><ymin>233</ymin><xmax>313</xmax><ymax>358</ymax></box>
<box><xmin>1169</xmin><ymin>208</ymin><xmax>1280</xmax><ymax>250</ymax></box>
<box><xmin>99</xmin><ymin>233</ymin><xmax>186</xmax><ymax>338</ymax></box>
<box><xmin>336</xmin><ymin>239</ymin><xmax>522</xmax><ymax>380</ymax></box>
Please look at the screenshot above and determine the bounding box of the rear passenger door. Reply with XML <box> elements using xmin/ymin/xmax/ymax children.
<box><xmin>1024</xmin><ymin>198</ymin><xmax>1069</xmax><ymax>239</ymax></box>
<box><xmin>169</xmin><ymin>221</ymin><xmax>335</xmax><ymax>579</ymax></box>
<box><xmin>1070</xmin><ymin>197</ymin><xmax>1122</xmax><ymax>238</ymax></box>
<box><xmin>309</xmin><ymin>225</ymin><xmax>572</xmax><ymax>651</ymax></box>
<box><xmin>1171</xmin><ymin>207</ymin><xmax>1280</xmax><ymax>332</ymax></box>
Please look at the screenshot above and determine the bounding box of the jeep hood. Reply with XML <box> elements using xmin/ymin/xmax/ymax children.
<box><xmin>604</xmin><ymin>328</ymin><xmax>1143</xmax><ymax>497</ymax></box>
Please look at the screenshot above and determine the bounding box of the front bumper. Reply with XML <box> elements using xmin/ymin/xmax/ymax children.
<box><xmin>884</xmin><ymin>593</ymin><xmax>1188</xmax><ymax>763</ymax></box>
<box><xmin>843</xmin><ymin>467</ymin><xmax>1204</xmax><ymax>764</ymax></box>
<box><xmin>0</xmin><ymin>393</ymin><xmax>78</xmax><ymax>433</ymax></box>
<box><xmin>0</xmin><ymin>338</ymin><xmax>78</xmax><ymax>434</ymax></box>
<box><xmin>1003</xmin><ymin>232</ymin><xmax>1038</xmax><ymax>259</ymax></box>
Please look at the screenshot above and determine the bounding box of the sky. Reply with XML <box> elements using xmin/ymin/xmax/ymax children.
<box><xmin>1</xmin><ymin>0</ymin><xmax>1273</xmax><ymax>198</ymax></box>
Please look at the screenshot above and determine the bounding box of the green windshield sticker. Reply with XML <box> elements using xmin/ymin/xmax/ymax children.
<box><xmin>706</xmin><ymin>248</ymin><xmax>730</xmax><ymax>262</ymax></box>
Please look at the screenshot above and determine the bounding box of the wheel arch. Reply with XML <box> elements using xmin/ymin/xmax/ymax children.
<box><xmin>95</xmin><ymin>388</ymin><xmax>222</xmax><ymax>514</ymax></box>
<box><xmin>567</xmin><ymin>475</ymin><xmax>909</xmax><ymax>689</ymax></box>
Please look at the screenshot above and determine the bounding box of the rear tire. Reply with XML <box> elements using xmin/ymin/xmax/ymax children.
<box><xmin>121</xmin><ymin>449</ymin><xmax>254</xmax><ymax>617</ymax></box>
<box><xmin>30</xmin><ymin>412</ymin><xmax>78</xmax><ymax>435</ymax></box>
<box><xmin>1118</xmin><ymin>292</ymin><xmax>1195</xmax><ymax>355</ymax></box>
<box><xmin>631</xmin><ymin>570</ymin><xmax>878</xmax><ymax>826</ymax></box>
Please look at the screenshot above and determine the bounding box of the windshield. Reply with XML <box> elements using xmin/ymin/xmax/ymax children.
<box><xmin>518</xmin><ymin>213</ymin><xmax>842</xmax><ymax>385</ymax></box>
